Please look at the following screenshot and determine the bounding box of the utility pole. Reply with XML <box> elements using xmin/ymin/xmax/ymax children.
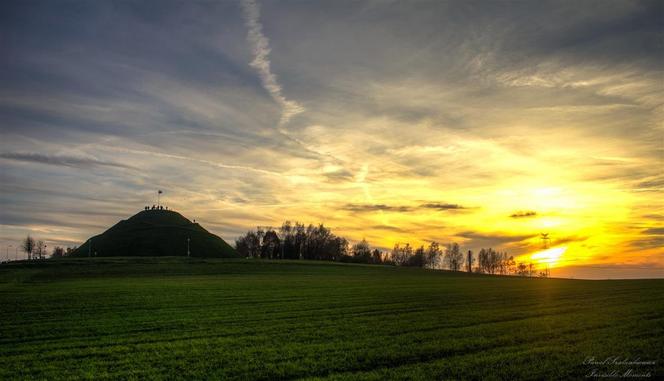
<box><xmin>187</xmin><ymin>238</ymin><xmax>191</xmax><ymax>257</ymax></box>
<box><xmin>540</xmin><ymin>233</ymin><xmax>550</xmax><ymax>249</ymax></box>
<box><xmin>541</xmin><ymin>233</ymin><xmax>551</xmax><ymax>278</ymax></box>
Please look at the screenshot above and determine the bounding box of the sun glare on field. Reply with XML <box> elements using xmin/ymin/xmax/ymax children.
<box><xmin>530</xmin><ymin>247</ymin><xmax>567</xmax><ymax>268</ymax></box>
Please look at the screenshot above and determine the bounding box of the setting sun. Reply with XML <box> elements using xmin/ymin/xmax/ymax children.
<box><xmin>529</xmin><ymin>246</ymin><xmax>567</xmax><ymax>268</ymax></box>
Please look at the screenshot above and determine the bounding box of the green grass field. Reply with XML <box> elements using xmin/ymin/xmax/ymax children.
<box><xmin>1</xmin><ymin>258</ymin><xmax>662</xmax><ymax>380</ymax></box>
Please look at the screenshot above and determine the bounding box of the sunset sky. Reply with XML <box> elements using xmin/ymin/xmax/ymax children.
<box><xmin>1</xmin><ymin>0</ymin><xmax>662</xmax><ymax>278</ymax></box>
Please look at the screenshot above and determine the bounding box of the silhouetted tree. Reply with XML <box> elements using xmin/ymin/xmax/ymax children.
<box><xmin>391</xmin><ymin>243</ymin><xmax>413</xmax><ymax>266</ymax></box>
<box><xmin>51</xmin><ymin>246</ymin><xmax>65</xmax><ymax>258</ymax></box>
<box><xmin>516</xmin><ymin>262</ymin><xmax>528</xmax><ymax>276</ymax></box>
<box><xmin>293</xmin><ymin>223</ymin><xmax>306</xmax><ymax>259</ymax></box>
<box><xmin>504</xmin><ymin>255</ymin><xmax>516</xmax><ymax>275</ymax></box>
<box><xmin>445</xmin><ymin>243</ymin><xmax>463</xmax><ymax>271</ymax></box>
<box><xmin>234</xmin><ymin>221</ymin><xmax>523</xmax><ymax>275</ymax></box>
<box><xmin>235</xmin><ymin>231</ymin><xmax>261</xmax><ymax>258</ymax></box>
<box><xmin>478</xmin><ymin>248</ymin><xmax>504</xmax><ymax>274</ymax></box>
<box><xmin>334</xmin><ymin>237</ymin><xmax>349</xmax><ymax>262</ymax></box>
<box><xmin>407</xmin><ymin>246</ymin><xmax>426</xmax><ymax>267</ymax></box>
<box><xmin>22</xmin><ymin>235</ymin><xmax>35</xmax><ymax>260</ymax></box>
<box><xmin>35</xmin><ymin>240</ymin><xmax>46</xmax><ymax>260</ymax></box>
<box><xmin>425</xmin><ymin>242</ymin><xmax>442</xmax><ymax>269</ymax></box>
<box><xmin>352</xmin><ymin>239</ymin><xmax>372</xmax><ymax>262</ymax></box>
<box><xmin>371</xmin><ymin>249</ymin><xmax>383</xmax><ymax>264</ymax></box>
<box><xmin>262</xmin><ymin>229</ymin><xmax>280</xmax><ymax>259</ymax></box>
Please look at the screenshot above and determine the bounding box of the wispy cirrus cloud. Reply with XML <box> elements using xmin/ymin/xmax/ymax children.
<box><xmin>0</xmin><ymin>152</ymin><xmax>135</xmax><ymax>170</ymax></box>
<box><xmin>1</xmin><ymin>0</ymin><xmax>662</xmax><ymax>277</ymax></box>
<box><xmin>240</xmin><ymin>0</ymin><xmax>304</xmax><ymax>127</ymax></box>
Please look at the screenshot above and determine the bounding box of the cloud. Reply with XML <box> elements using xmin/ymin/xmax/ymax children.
<box><xmin>554</xmin><ymin>263</ymin><xmax>664</xmax><ymax>280</ymax></box>
<box><xmin>551</xmin><ymin>235</ymin><xmax>588</xmax><ymax>246</ymax></box>
<box><xmin>642</xmin><ymin>227</ymin><xmax>664</xmax><ymax>235</ymax></box>
<box><xmin>322</xmin><ymin>167</ymin><xmax>354</xmax><ymax>182</ymax></box>
<box><xmin>370</xmin><ymin>224</ymin><xmax>408</xmax><ymax>232</ymax></box>
<box><xmin>343</xmin><ymin>204</ymin><xmax>413</xmax><ymax>213</ymax></box>
<box><xmin>1</xmin><ymin>1</ymin><xmax>662</xmax><ymax>277</ymax></box>
<box><xmin>0</xmin><ymin>152</ymin><xmax>135</xmax><ymax>170</ymax></box>
<box><xmin>240</xmin><ymin>0</ymin><xmax>304</xmax><ymax>126</ymax></box>
<box><xmin>420</xmin><ymin>203</ymin><xmax>467</xmax><ymax>211</ymax></box>
<box><xmin>343</xmin><ymin>202</ymin><xmax>468</xmax><ymax>213</ymax></box>
<box><xmin>456</xmin><ymin>231</ymin><xmax>536</xmax><ymax>248</ymax></box>
<box><xmin>510</xmin><ymin>210</ymin><xmax>538</xmax><ymax>218</ymax></box>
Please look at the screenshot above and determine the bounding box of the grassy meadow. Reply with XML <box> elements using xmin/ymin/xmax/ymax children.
<box><xmin>0</xmin><ymin>258</ymin><xmax>662</xmax><ymax>380</ymax></box>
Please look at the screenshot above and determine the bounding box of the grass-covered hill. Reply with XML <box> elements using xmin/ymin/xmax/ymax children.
<box><xmin>0</xmin><ymin>257</ymin><xmax>662</xmax><ymax>380</ymax></box>
<box><xmin>70</xmin><ymin>209</ymin><xmax>238</xmax><ymax>258</ymax></box>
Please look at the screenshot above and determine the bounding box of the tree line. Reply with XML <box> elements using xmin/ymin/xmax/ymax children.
<box><xmin>17</xmin><ymin>235</ymin><xmax>76</xmax><ymax>260</ymax></box>
<box><xmin>235</xmin><ymin>221</ymin><xmax>547</xmax><ymax>277</ymax></box>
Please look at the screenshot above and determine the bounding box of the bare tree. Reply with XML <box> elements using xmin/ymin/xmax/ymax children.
<box><xmin>466</xmin><ymin>250</ymin><xmax>473</xmax><ymax>273</ymax></box>
<box><xmin>262</xmin><ymin>229</ymin><xmax>280</xmax><ymax>259</ymax></box>
<box><xmin>352</xmin><ymin>239</ymin><xmax>372</xmax><ymax>262</ymax></box>
<box><xmin>371</xmin><ymin>249</ymin><xmax>383</xmax><ymax>264</ymax></box>
<box><xmin>235</xmin><ymin>231</ymin><xmax>261</xmax><ymax>258</ymax></box>
<box><xmin>35</xmin><ymin>240</ymin><xmax>47</xmax><ymax>259</ymax></box>
<box><xmin>444</xmin><ymin>243</ymin><xmax>463</xmax><ymax>271</ymax></box>
<box><xmin>504</xmin><ymin>255</ymin><xmax>516</xmax><ymax>275</ymax></box>
<box><xmin>51</xmin><ymin>246</ymin><xmax>65</xmax><ymax>258</ymax></box>
<box><xmin>391</xmin><ymin>243</ymin><xmax>413</xmax><ymax>266</ymax></box>
<box><xmin>425</xmin><ymin>242</ymin><xmax>442</xmax><ymax>269</ymax></box>
<box><xmin>21</xmin><ymin>235</ymin><xmax>35</xmax><ymax>260</ymax></box>
<box><xmin>516</xmin><ymin>262</ymin><xmax>528</xmax><ymax>276</ymax></box>
<box><xmin>408</xmin><ymin>246</ymin><xmax>426</xmax><ymax>267</ymax></box>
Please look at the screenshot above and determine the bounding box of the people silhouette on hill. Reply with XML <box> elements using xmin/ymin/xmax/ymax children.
<box><xmin>144</xmin><ymin>205</ymin><xmax>169</xmax><ymax>211</ymax></box>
